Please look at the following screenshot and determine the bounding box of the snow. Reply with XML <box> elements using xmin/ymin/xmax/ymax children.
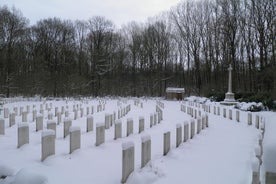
<box><xmin>141</xmin><ymin>134</ymin><xmax>151</xmax><ymax>143</ymax></box>
<box><xmin>0</xmin><ymin>165</ymin><xmax>14</xmax><ymax>177</ymax></box>
<box><xmin>96</xmin><ymin>122</ymin><xmax>105</xmax><ymax>127</ymax></box>
<box><xmin>42</xmin><ymin>130</ymin><xmax>55</xmax><ymax>137</ymax></box>
<box><xmin>13</xmin><ymin>168</ymin><xmax>47</xmax><ymax>184</ymax></box>
<box><xmin>122</xmin><ymin>141</ymin><xmax>135</xmax><ymax>150</ymax></box>
<box><xmin>69</xmin><ymin>126</ymin><xmax>80</xmax><ymax>132</ymax></box>
<box><xmin>18</xmin><ymin>122</ymin><xmax>28</xmax><ymax>128</ymax></box>
<box><xmin>0</xmin><ymin>98</ymin><xmax>275</xmax><ymax>184</ymax></box>
<box><xmin>46</xmin><ymin>121</ymin><xmax>55</xmax><ymax>125</ymax></box>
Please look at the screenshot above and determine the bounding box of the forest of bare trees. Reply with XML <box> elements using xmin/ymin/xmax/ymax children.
<box><xmin>0</xmin><ymin>0</ymin><xmax>275</xmax><ymax>101</ymax></box>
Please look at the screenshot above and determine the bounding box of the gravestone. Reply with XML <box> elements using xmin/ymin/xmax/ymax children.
<box><xmin>236</xmin><ymin>110</ymin><xmax>240</xmax><ymax>122</ymax></box>
<box><xmin>47</xmin><ymin>121</ymin><xmax>56</xmax><ymax>137</ymax></box>
<box><xmin>141</xmin><ymin>135</ymin><xmax>151</xmax><ymax>168</ymax></box>
<box><xmin>121</xmin><ymin>142</ymin><xmax>134</xmax><ymax>183</ymax></box>
<box><xmin>191</xmin><ymin>119</ymin><xmax>195</xmax><ymax>139</ymax></box>
<box><xmin>105</xmin><ymin>113</ymin><xmax>110</xmax><ymax>129</ymax></box>
<box><xmin>22</xmin><ymin>111</ymin><xmax>28</xmax><ymax>122</ymax></box>
<box><xmin>33</xmin><ymin>110</ymin><xmax>37</xmax><ymax>122</ymax></box>
<box><xmin>163</xmin><ymin>131</ymin><xmax>170</xmax><ymax>156</ymax></box>
<box><xmin>74</xmin><ymin>110</ymin><xmax>78</xmax><ymax>120</ymax></box>
<box><xmin>4</xmin><ymin>108</ymin><xmax>9</xmax><ymax>119</ymax></box>
<box><xmin>248</xmin><ymin>113</ymin><xmax>252</xmax><ymax>125</ymax></box>
<box><xmin>127</xmin><ymin>118</ymin><xmax>133</xmax><ymax>136</ymax></box>
<box><xmin>55</xmin><ymin>107</ymin><xmax>58</xmax><ymax>117</ymax></box>
<box><xmin>184</xmin><ymin>121</ymin><xmax>189</xmax><ymax>142</ymax></box>
<box><xmin>69</xmin><ymin>127</ymin><xmax>81</xmax><ymax>154</ymax></box>
<box><xmin>14</xmin><ymin>107</ymin><xmax>18</xmax><ymax>116</ymax></box>
<box><xmin>95</xmin><ymin>123</ymin><xmax>105</xmax><ymax>146</ymax></box>
<box><xmin>255</xmin><ymin>115</ymin><xmax>260</xmax><ymax>129</ymax></box>
<box><xmin>57</xmin><ymin>112</ymin><xmax>61</xmax><ymax>125</ymax></box>
<box><xmin>114</xmin><ymin>120</ymin><xmax>122</xmax><ymax>140</ymax></box>
<box><xmin>176</xmin><ymin>124</ymin><xmax>182</xmax><ymax>148</ymax></box>
<box><xmin>229</xmin><ymin>109</ymin><xmax>232</xmax><ymax>120</ymax></box>
<box><xmin>0</xmin><ymin>118</ymin><xmax>5</xmax><ymax>135</ymax></box>
<box><xmin>36</xmin><ymin>115</ymin><xmax>43</xmax><ymax>131</ymax></box>
<box><xmin>139</xmin><ymin>117</ymin><xmax>144</xmax><ymax>133</ymax></box>
<box><xmin>41</xmin><ymin>130</ymin><xmax>55</xmax><ymax>161</ymax></box>
<box><xmin>223</xmin><ymin>108</ymin><xmax>226</xmax><ymax>118</ymax></box>
<box><xmin>150</xmin><ymin>114</ymin><xmax>153</xmax><ymax>128</ymax></box>
<box><xmin>64</xmin><ymin>119</ymin><xmax>72</xmax><ymax>138</ymax></box>
<box><xmin>87</xmin><ymin>116</ymin><xmax>93</xmax><ymax>132</ymax></box>
<box><xmin>48</xmin><ymin>113</ymin><xmax>53</xmax><ymax>120</ymax></box>
<box><xmin>153</xmin><ymin>113</ymin><xmax>157</xmax><ymax>125</ymax></box>
<box><xmin>9</xmin><ymin>113</ymin><xmax>15</xmax><ymax>127</ymax></box>
<box><xmin>197</xmin><ymin>118</ymin><xmax>202</xmax><ymax>134</ymax></box>
<box><xmin>86</xmin><ymin>107</ymin><xmax>90</xmax><ymax>115</ymax></box>
<box><xmin>17</xmin><ymin>123</ymin><xmax>29</xmax><ymax>148</ymax></box>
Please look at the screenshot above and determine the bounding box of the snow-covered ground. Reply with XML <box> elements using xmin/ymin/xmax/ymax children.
<box><xmin>0</xmin><ymin>98</ymin><xmax>275</xmax><ymax>184</ymax></box>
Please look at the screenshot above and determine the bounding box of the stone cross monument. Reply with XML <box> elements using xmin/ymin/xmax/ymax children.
<box><xmin>221</xmin><ymin>64</ymin><xmax>236</xmax><ymax>105</ymax></box>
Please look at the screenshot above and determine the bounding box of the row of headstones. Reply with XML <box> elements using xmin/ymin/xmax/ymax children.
<box><xmin>121</xmin><ymin>114</ymin><xmax>209</xmax><ymax>183</ymax></box>
<box><xmin>118</xmin><ymin>105</ymin><xmax>131</xmax><ymax>120</ymax></box>
<box><xmin>181</xmin><ymin>104</ymin><xmax>265</xmax><ymax>129</ymax></box>
<box><xmin>156</xmin><ymin>101</ymin><xmax>164</xmax><ymax>109</ymax></box>
<box><xmin>133</xmin><ymin>99</ymin><xmax>143</xmax><ymax>108</ymax></box>
<box><xmin>181</xmin><ymin>105</ymin><xmax>202</xmax><ymax>119</ymax></box>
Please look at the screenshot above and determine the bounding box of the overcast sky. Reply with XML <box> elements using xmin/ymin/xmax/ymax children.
<box><xmin>2</xmin><ymin>0</ymin><xmax>181</xmax><ymax>27</ymax></box>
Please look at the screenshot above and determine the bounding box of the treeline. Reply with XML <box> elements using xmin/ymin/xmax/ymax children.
<box><xmin>0</xmin><ymin>0</ymin><xmax>275</xmax><ymax>98</ymax></box>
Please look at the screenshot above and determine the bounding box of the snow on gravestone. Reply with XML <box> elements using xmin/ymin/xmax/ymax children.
<box><xmin>0</xmin><ymin>118</ymin><xmax>5</xmax><ymax>135</ymax></box>
<box><xmin>95</xmin><ymin>123</ymin><xmax>105</xmax><ymax>146</ymax></box>
<box><xmin>141</xmin><ymin>135</ymin><xmax>151</xmax><ymax>168</ymax></box>
<box><xmin>139</xmin><ymin>117</ymin><xmax>144</xmax><ymax>133</ymax></box>
<box><xmin>69</xmin><ymin>126</ymin><xmax>81</xmax><ymax>154</ymax></box>
<box><xmin>176</xmin><ymin>124</ymin><xmax>182</xmax><ymax>148</ymax></box>
<box><xmin>36</xmin><ymin>114</ymin><xmax>43</xmax><ymax>131</ymax></box>
<box><xmin>114</xmin><ymin>120</ymin><xmax>122</xmax><ymax>140</ymax></box>
<box><xmin>163</xmin><ymin>131</ymin><xmax>171</xmax><ymax>156</ymax></box>
<box><xmin>17</xmin><ymin>123</ymin><xmax>29</xmax><ymax>148</ymax></box>
<box><xmin>41</xmin><ymin>130</ymin><xmax>55</xmax><ymax>161</ymax></box>
<box><xmin>121</xmin><ymin>141</ymin><xmax>135</xmax><ymax>183</ymax></box>
<box><xmin>127</xmin><ymin>118</ymin><xmax>133</xmax><ymax>136</ymax></box>
<box><xmin>86</xmin><ymin>115</ymin><xmax>93</xmax><ymax>132</ymax></box>
<box><xmin>64</xmin><ymin>119</ymin><xmax>72</xmax><ymax>138</ymax></box>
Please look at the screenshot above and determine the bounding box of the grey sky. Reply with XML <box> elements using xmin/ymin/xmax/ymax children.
<box><xmin>1</xmin><ymin>0</ymin><xmax>180</xmax><ymax>27</ymax></box>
